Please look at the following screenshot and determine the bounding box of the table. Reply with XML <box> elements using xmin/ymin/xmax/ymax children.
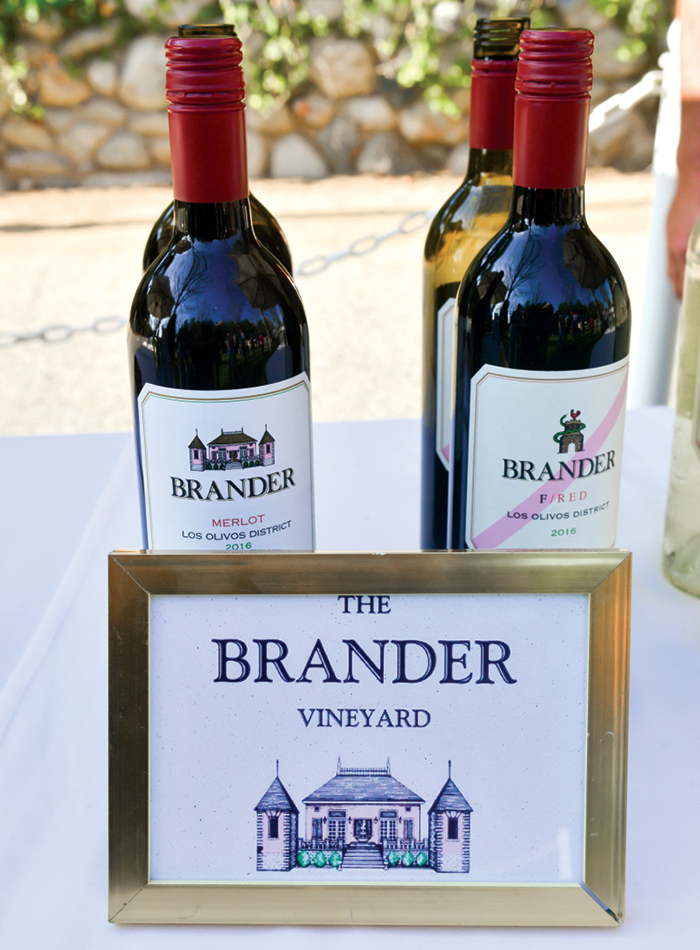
<box><xmin>1</xmin><ymin>408</ymin><xmax>698</xmax><ymax>948</ymax></box>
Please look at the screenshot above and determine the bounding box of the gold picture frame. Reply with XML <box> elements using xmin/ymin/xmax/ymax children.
<box><xmin>109</xmin><ymin>549</ymin><xmax>630</xmax><ymax>927</ymax></box>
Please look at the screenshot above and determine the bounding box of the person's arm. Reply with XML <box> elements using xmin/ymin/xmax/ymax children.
<box><xmin>667</xmin><ymin>0</ymin><xmax>700</xmax><ymax>297</ymax></box>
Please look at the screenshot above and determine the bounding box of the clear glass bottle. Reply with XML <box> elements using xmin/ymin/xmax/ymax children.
<box><xmin>663</xmin><ymin>215</ymin><xmax>700</xmax><ymax>595</ymax></box>
<box><xmin>421</xmin><ymin>17</ymin><xmax>529</xmax><ymax>549</ymax></box>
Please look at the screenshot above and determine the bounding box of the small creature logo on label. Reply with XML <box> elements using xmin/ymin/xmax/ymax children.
<box><xmin>553</xmin><ymin>410</ymin><xmax>586</xmax><ymax>454</ymax></box>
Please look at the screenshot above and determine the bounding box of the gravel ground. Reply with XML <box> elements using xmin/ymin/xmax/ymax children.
<box><xmin>0</xmin><ymin>169</ymin><xmax>654</xmax><ymax>436</ymax></box>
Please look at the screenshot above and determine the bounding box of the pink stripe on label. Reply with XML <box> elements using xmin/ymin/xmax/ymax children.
<box><xmin>472</xmin><ymin>367</ymin><xmax>628</xmax><ymax>548</ymax></box>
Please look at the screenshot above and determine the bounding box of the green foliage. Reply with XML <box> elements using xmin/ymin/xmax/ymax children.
<box><xmin>0</xmin><ymin>0</ymin><xmax>675</xmax><ymax>118</ymax></box>
<box><xmin>0</xmin><ymin>0</ymin><xmax>163</xmax><ymax>112</ymax></box>
<box><xmin>220</xmin><ymin>0</ymin><xmax>326</xmax><ymax>112</ymax></box>
<box><xmin>220</xmin><ymin>0</ymin><xmax>475</xmax><ymax>114</ymax></box>
<box><xmin>1</xmin><ymin>1</ymin><xmax>108</xmax><ymax>50</ymax></box>
<box><xmin>345</xmin><ymin>0</ymin><xmax>472</xmax><ymax>112</ymax></box>
<box><xmin>588</xmin><ymin>0</ymin><xmax>672</xmax><ymax>60</ymax></box>
<box><xmin>0</xmin><ymin>55</ymin><xmax>29</xmax><ymax>111</ymax></box>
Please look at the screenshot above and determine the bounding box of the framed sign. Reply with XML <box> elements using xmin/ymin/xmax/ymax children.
<box><xmin>108</xmin><ymin>549</ymin><xmax>630</xmax><ymax>927</ymax></box>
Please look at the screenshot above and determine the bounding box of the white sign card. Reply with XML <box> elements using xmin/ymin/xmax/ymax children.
<box><xmin>149</xmin><ymin>592</ymin><xmax>587</xmax><ymax>884</ymax></box>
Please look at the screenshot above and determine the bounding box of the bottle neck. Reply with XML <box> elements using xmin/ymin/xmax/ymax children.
<box><xmin>465</xmin><ymin>147</ymin><xmax>513</xmax><ymax>183</ymax></box>
<box><xmin>469</xmin><ymin>59</ymin><xmax>518</xmax><ymax>152</ymax></box>
<box><xmin>168</xmin><ymin>106</ymin><xmax>248</xmax><ymax>204</ymax></box>
<box><xmin>513</xmin><ymin>95</ymin><xmax>589</xmax><ymax>190</ymax></box>
<box><xmin>174</xmin><ymin>198</ymin><xmax>253</xmax><ymax>240</ymax></box>
<box><xmin>166</xmin><ymin>36</ymin><xmax>248</xmax><ymax>203</ymax></box>
<box><xmin>508</xmin><ymin>185</ymin><xmax>585</xmax><ymax>227</ymax></box>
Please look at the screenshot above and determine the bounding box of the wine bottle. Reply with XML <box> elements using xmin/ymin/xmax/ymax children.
<box><xmin>421</xmin><ymin>17</ymin><xmax>528</xmax><ymax>549</ymax></box>
<box><xmin>663</xmin><ymin>214</ymin><xmax>700</xmax><ymax>596</ymax></box>
<box><xmin>142</xmin><ymin>23</ymin><xmax>294</xmax><ymax>276</ymax></box>
<box><xmin>448</xmin><ymin>29</ymin><xmax>631</xmax><ymax>550</ymax></box>
<box><xmin>128</xmin><ymin>33</ymin><xmax>314</xmax><ymax>551</ymax></box>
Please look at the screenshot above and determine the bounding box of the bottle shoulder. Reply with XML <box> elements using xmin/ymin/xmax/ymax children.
<box><xmin>143</xmin><ymin>195</ymin><xmax>293</xmax><ymax>275</ymax></box>
<box><xmin>250</xmin><ymin>193</ymin><xmax>293</xmax><ymax>274</ymax></box>
<box><xmin>455</xmin><ymin>218</ymin><xmax>631</xmax><ymax>373</ymax></box>
<box><xmin>425</xmin><ymin>177</ymin><xmax>513</xmax><ymax>259</ymax></box>
<box><xmin>131</xmin><ymin>233</ymin><xmax>306</xmax><ymax>339</ymax></box>
<box><xmin>142</xmin><ymin>201</ymin><xmax>175</xmax><ymax>271</ymax></box>
<box><xmin>460</xmin><ymin>219</ymin><xmax>630</xmax><ymax>305</ymax></box>
<box><xmin>424</xmin><ymin>185</ymin><xmax>512</xmax><ymax>299</ymax></box>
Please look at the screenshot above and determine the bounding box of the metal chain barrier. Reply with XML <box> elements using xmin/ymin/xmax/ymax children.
<box><xmin>0</xmin><ymin>315</ymin><xmax>127</xmax><ymax>348</ymax></box>
<box><xmin>295</xmin><ymin>208</ymin><xmax>435</xmax><ymax>277</ymax></box>
<box><xmin>0</xmin><ymin>70</ymin><xmax>663</xmax><ymax>348</ymax></box>
<box><xmin>0</xmin><ymin>209</ymin><xmax>437</xmax><ymax>347</ymax></box>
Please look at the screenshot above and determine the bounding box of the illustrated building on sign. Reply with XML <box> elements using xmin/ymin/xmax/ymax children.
<box><xmin>188</xmin><ymin>426</ymin><xmax>275</xmax><ymax>471</ymax></box>
<box><xmin>428</xmin><ymin>763</ymin><xmax>473</xmax><ymax>873</ymax></box>
<box><xmin>254</xmin><ymin>763</ymin><xmax>299</xmax><ymax>871</ymax></box>
<box><xmin>554</xmin><ymin>411</ymin><xmax>586</xmax><ymax>454</ymax></box>
<box><xmin>302</xmin><ymin>760</ymin><xmax>425</xmax><ymax>870</ymax></box>
<box><xmin>254</xmin><ymin>759</ymin><xmax>473</xmax><ymax>873</ymax></box>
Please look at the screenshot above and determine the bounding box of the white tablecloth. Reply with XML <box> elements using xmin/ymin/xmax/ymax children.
<box><xmin>1</xmin><ymin>408</ymin><xmax>698</xmax><ymax>948</ymax></box>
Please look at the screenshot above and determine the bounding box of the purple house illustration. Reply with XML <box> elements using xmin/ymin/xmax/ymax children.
<box><xmin>255</xmin><ymin>760</ymin><xmax>473</xmax><ymax>873</ymax></box>
<box><xmin>188</xmin><ymin>426</ymin><xmax>275</xmax><ymax>471</ymax></box>
<box><xmin>301</xmin><ymin>760</ymin><xmax>425</xmax><ymax>870</ymax></box>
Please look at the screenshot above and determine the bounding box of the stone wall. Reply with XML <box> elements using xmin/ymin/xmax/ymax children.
<box><xmin>0</xmin><ymin>4</ymin><xmax>659</xmax><ymax>191</ymax></box>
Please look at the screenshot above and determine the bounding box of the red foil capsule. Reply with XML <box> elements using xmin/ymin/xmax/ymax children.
<box><xmin>470</xmin><ymin>59</ymin><xmax>519</xmax><ymax>152</ymax></box>
<box><xmin>513</xmin><ymin>29</ymin><xmax>594</xmax><ymax>190</ymax></box>
<box><xmin>165</xmin><ymin>35</ymin><xmax>249</xmax><ymax>203</ymax></box>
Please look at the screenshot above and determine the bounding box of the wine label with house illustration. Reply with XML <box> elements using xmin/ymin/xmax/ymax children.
<box><xmin>137</xmin><ymin>374</ymin><xmax>314</xmax><ymax>550</ymax></box>
<box><xmin>464</xmin><ymin>357</ymin><xmax>629</xmax><ymax>549</ymax></box>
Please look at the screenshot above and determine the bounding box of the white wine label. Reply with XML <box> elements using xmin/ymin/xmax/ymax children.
<box><xmin>435</xmin><ymin>296</ymin><xmax>456</xmax><ymax>470</ymax></box>
<box><xmin>465</xmin><ymin>358</ymin><xmax>629</xmax><ymax>549</ymax></box>
<box><xmin>138</xmin><ymin>374</ymin><xmax>314</xmax><ymax>550</ymax></box>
